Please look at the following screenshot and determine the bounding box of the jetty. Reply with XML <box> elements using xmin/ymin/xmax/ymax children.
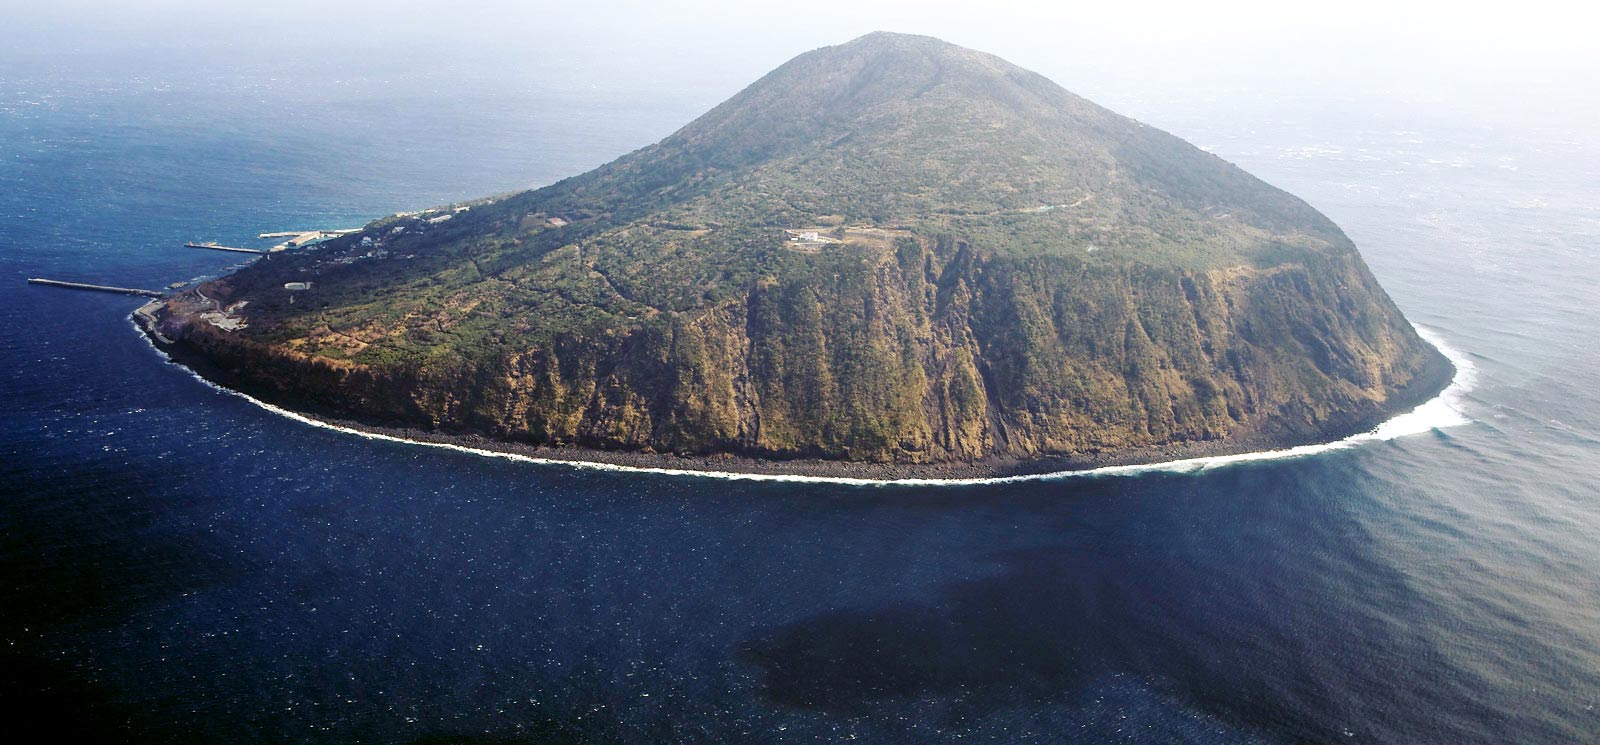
<box><xmin>260</xmin><ymin>229</ymin><xmax>358</xmax><ymax>251</ymax></box>
<box><xmin>258</xmin><ymin>229</ymin><xmax>358</xmax><ymax>239</ymax></box>
<box><xmin>28</xmin><ymin>278</ymin><xmax>165</xmax><ymax>298</ymax></box>
<box><xmin>185</xmin><ymin>228</ymin><xmax>359</xmax><ymax>255</ymax></box>
<box><xmin>186</xmin><ymin>242</ymin><xmax>267</xmax><ymax>255</ymax></box>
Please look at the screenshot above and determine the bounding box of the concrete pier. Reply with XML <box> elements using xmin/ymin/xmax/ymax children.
<box><xmin>258</xmin><ymin>229</ymin><xmax>358</xmax><ymax>239</ymax></box>
<box><xmin>28</xmin><ymin>278</ymin><xmax>165</xmax><ymax>298</ymax></box>
<box><xmin>186</xmin><ymin>242</ymin><xmax>267</xmax><ymax>255</ymax></box>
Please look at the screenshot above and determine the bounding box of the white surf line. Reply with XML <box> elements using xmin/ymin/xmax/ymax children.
<box><xmin>131</xmin><ymin>316</ymin><xmax>1475</xmax><ymax>487</ymax></box>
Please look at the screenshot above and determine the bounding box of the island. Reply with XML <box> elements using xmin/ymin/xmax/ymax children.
<box><xmin>136</xmin><ymin>32</ymin><xmax>1454</xmax><ymax>480</ymax></box>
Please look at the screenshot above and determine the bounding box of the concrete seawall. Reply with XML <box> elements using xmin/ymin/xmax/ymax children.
<box><xmin>28</xmin><ymin>278</ymin><xmax>165</xmax><ymax>298</ymax></box>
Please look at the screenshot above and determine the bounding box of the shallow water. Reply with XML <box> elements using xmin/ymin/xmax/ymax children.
<box><xmin>2</xmin><ymin>63</ymin><xmax>1597</xmax><ymax>743</ymax></box>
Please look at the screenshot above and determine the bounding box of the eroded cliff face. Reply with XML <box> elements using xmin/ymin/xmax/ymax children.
<box><xmin>154</xmin><ymin>234</ymin><xmax>1442</xmax><ymax>464</ymax></box>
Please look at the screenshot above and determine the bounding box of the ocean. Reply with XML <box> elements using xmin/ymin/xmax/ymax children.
<box><xmin>2</xmin><ymin>57</ymin><xmax>1597</xmax><ymax>743</ymax></box>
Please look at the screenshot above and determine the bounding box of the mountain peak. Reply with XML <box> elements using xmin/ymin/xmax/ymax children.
<box><xmin>777</xmin><ymin>30</ymin><xmax>1038</xmax><ymax>104</ymax></box>
<box><xmin>828</xmin><ymin>31</ymin><xmax>1004</xmax><ymax>63</ymax></box>
<box><xmin>550</xmin><ymin>32</ymin><xmax>1343</xmax><ymax>258</ymax></box>
<box><xmin>836</xmin><ymin>30</ymin><xmax>964</xmax><ymax>50</ymax></box>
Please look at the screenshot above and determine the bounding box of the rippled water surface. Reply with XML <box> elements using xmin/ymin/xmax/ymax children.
<box><xmin>2</xmin><ymin>63</ymin><xmax>1597</xmax><ymax>743</ymax></box>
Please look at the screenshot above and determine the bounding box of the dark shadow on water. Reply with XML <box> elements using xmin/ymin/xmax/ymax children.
<box><xmin>739</xmin><ymin>548</ymin><xmax>1123</xmax><ymax>712</ymax></box>
<box><xmin>0</xmin><ymin>652</ymin><xmax>210</xmax><ymax>745</ymax></box>
<box><xmin>735</xmin><ymin>538</ymin><xmax>1442</xmax><ymax>743</ymax></box>
<box><xmin>0</xmin><ymin>462</ymin><xmax>249</xmax><ymax>634</ymax></box>
<box><xmin>0</xmin><ymin>460</ymin><xmax>253</xmax><ymax>741</ymax></box>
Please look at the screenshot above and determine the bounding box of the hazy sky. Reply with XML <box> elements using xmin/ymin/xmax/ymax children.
<box><xmin>8</xmin><ymin>0</ymin><xmax>1598</xmax><ymax>130</ymax></box>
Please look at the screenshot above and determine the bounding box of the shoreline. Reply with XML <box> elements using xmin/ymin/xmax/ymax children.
<box><xmin>131</xmin><ymin>310</ymin><xmax>1468</xmax><ymax>486</ymax></box>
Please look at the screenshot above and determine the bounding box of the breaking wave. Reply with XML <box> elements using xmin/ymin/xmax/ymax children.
<box><xmin>133</xmin><ymin>316</ymin><xmax>1475</xmax><ymax>487</ymax></box>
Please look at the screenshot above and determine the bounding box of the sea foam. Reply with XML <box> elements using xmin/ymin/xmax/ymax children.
<box><xmin>132</xmin><ymin>317</ymin><xmax>1475</xmax><ymax>487</ymax></box>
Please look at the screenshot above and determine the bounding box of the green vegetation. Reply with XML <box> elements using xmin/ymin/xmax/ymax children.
<box><xmin>165</xmin><ymin>32</ymin><xmax>1443</xmax><ymax>464</ymax></box>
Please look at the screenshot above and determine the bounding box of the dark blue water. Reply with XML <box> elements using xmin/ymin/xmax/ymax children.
<box><xmin>3</xmin><ymin>61</ymin><xmax>1598</xmax><ymax>743</ymax></box>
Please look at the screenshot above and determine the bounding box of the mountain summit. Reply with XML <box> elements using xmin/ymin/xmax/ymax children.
<box><xmin>535</xmin><ymin>30</ymin><xmax>1348</xmax><ymax>265</ymax></box>
<box><xmin>145</xmin><ymin>32</ymin><xmax>1452</xmax><ymax>476</ymax></box>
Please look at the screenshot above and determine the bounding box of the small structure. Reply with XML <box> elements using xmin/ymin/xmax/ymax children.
<box><xmin>283</xmin><ymin>282</ymin><xmax>311</xmax><ymax>291</ymax></box>
<box><xmin>198</xmin><ymin>311</ymin><xmax>247</xmax><ymax>331</ymax></box>
<box><xmin>782</xmin><ymin>228</ymin><xmax>842</xmax><ymax>252</ymax></box>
